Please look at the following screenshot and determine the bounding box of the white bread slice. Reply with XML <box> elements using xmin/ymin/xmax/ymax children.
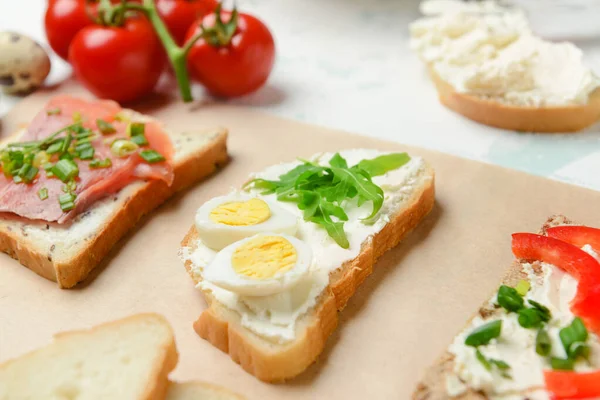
<box><xmin>413</xmin><ymin>215</ymin><xmax>572</xmax><ymax>400</ymax></box>
<box><xmin>181</xmin><ymin>156</ymin><xmax>436</xmax><ymax>382</ymax></box>
<box><xmin>430</xmin><ymin>69</ymin><xmax>600</xmax><ymax>133</ymax></box>
<box><xmin>0</xmin><ymin>313</ymin><xmax>178</xmax><ymax>400</ymax></box>
<box><xmin>167</xmin><ymin>381</ymin><xmax>245</xmax><ymax>400</ymax></box>
<box><xmin>0</xmin><ymin>110</ymin><xmax>228</xmax><ymax>288</ymax></box>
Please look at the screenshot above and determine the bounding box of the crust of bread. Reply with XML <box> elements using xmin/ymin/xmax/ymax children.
<box><xmin>181</xmin><ymin>163</ymin><xmax>435</xmax><ymax>382</ymax></box>
<box><xmin>0</xmin><ymin>128</ymin><xmax>228</xmax><ymax>288</ymax></box>
<box><xmin>430</xmin><ymin>69</ymin><xmax>600</xmax><ymax>133</ymax></box>
<box><xmin>413</xmin><ymin>215</ymin><xmax>572</xmax><ymax>400</ymax></box>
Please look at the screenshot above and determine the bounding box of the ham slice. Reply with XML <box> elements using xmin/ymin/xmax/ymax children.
<box><xmin>0</xmin><ymin>96</ymin><xmax>174</xmax><ymax>223</ymax></box>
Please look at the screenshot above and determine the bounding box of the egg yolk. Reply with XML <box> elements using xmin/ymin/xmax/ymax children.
<box><xmin>232</xmin><ymin>236</ymin><xmax>298</xmax><ymax>280</ymax></box>
<box><xmin>210</xmin><ymin>198</ymin><xmax>271</xmax><ymax>226</ymax></box>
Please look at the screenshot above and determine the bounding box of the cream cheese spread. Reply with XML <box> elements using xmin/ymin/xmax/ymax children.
<box><xmin>180</xmin><ymin>149</ymin><xmax>428</xmax><ymax>343</ymax></box>
<box><xmin>410</xmin><ymin>0</ymin><xmax>600</xmax><ymax>107</ymax></box>
<box><xmin>446</xmin><ymin>246</ymin><xmax>600</xmax><ymax>399</ymax></box>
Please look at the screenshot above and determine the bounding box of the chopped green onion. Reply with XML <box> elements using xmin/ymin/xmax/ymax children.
<box><xmin>497</xmin><ymin>285</ymin><xmax>524</xmax><ymax>313</ymax></box>
<box><xmin>78</xmin><ymin>147</ymin><xmax>95</xmax><ymax>160</ymax></box>
<box><xmin>110</xmin><ymin>139</ymin><xmax>138</xmax><ymax>158</ymax></box>
<box><xmin>465</xmin><ymin>320</ymin><xmax>502</xmax><ymax>347</ymax></box>
<box><xmin>51</xmin><ymin>159</ymin><xmax>79</xmax><ymax>182</ymax></box>
<box><xmin>12</xmin><ymin>175</ymin><xmax>22</xmax><ymax>183</ymax></box>
<box><xmin>47</xmin><ymin>140</ymin><xmax>64</xmax><ymax>155</ymax></box>
<box><xmin>528</xmin><ymin>300</ymin><xmax>551</xmax><ymax>322</ymax></box>
<box><xmin>114</xmin><ymin>112</ymin><xmax>129</xmax><ymax>122</ymax></box>
<box><xmin>75</xmin><ymin>139</ymin><xmax>93</xmax><ymax>148</ymax></box>
<box><xmin>126</xmin><ymin>122</ymin><xmax>145</xmax><ymax>137</ymax></box>
<box><xmin>570</xmin><ymin>342</ymin><xmax>590</xmax><ymax>360</ymax></box>
<box><xmin>131</xmin><ymin>134</ymin><xmax>148</xmax><ymax>146</ymax></box>
<box><xmin>72</xmin><ymin>111</ymin><xmax>82</xmax><ymax>123</ymax></box>
<box><xmin>515</xmin><ymin>280</ymin><xmax>530</xmax><ymax>296</ymax></box>
<box><xmin>536</xmin><ymin>328</ymin><xmax>552</xmax><ymax>356</ymax></box>
<box><xmin>518</xmin><ymin>308</ymin><xmax>544</xmax><ymax>329</ymax></box>
<box><xmin>560</xmin><ymin>317</ymin><xmax>588</xmax><ymax>359</ymax></box>
<box><xmin>475</xmin><ymin>349</ymin><xmax>511</xmax><ymax>379</ymax></box>
<box><xmin>42</xmin><ymin>162</ymin><xmax>54</xmax><ymax>171</ymax></box>
<box><xmin>61</xmin><ymin>133</ymin><xmax>72</xmax><ymax>154</ymax></box>
<box><xmin>18</xmin><ymin>164</ymin><xmax>39</xmax><ymax>183</ymax></box>
<box><xmin>59</xmin><ymin>192</ymin><xmax>76</xmax><ymax>211</ymax></box>
<box><xmin>551</xmin><ymin>357</ymin><xmax>575</xmax><ymax>371</ymax></box>
<box><xmin>139</xmin><ymin>149</ymin><xmax>165</xmax><ymax>164</ymax></box>
<box><xmin>475</xmin><ymin>348</ymin><xmax>491</xmax><ymax>371</ymax></box>
<box><xmin>89</xmin><ymin>158</ymin><xmax>112</xmax><ymax>169</ymax></box>
<box><xmin>46</xmin><ymin>107</ymin><xmax>61</xmax><ymax>116</ymax></box>
<box><xmin>33</xmin><ymin>151</ymin><xmax>50</xmax><ymax>168</ymax></box>
<box><xmin>97</xmin><ymin>118</ymin><xmax>116</xmax><ymax>135</ymax></box>
<box><xmin>38</xmin><ymin>187</ymin><xmax>48</xmax><ymax>200</ymax></box>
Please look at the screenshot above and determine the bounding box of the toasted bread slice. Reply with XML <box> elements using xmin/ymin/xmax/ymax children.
<box><xmin>0</xmin><ymin>110</ymin><xmax>228</xmax><ymax>288</ymax></box>
<box><xmin>167</xmin><ymin>381</ymin><xmax>245</xmax><ymax>400</ymax></box>
<box><xmin>413</xmin><ymin>215</ymin><xmax>572</xmax><ymax>400</ymax></box>
<box><xmin>181</xmin><ymin>154</ymin><xmax>435</xmax><ymax>382</ymax></box>
<box><xmin>0</xmin><ymin>313</ymin><xmax>178</xmax><ymax>400</ymax></box>
<box><xmin>430</xmin><ymin>67</ymin><xmax>600</xmax><ymax>133</ymax></box>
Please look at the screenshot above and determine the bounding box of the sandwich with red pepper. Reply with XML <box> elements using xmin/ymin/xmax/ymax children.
<box><xmin>0</xmin><ymin>95</ymin><xmax>228</xmax><ymax>288</ymax></box>
<box><xmin>414</xmin><ymin>215</ymin><xmax>600</xmax><ymax>400</ymax></box>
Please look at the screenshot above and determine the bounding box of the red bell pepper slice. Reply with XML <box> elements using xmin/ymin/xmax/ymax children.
<box><xmin>544</xmin><ymin>370</ymin><xmax>600</xmax><ymax>399</ymax></box>
<box><xmin>511</xmin><ymin>233</ymin><xmax>600</xmax><ymax>283</ymax></box>
<box><xmin>547</xmin><ymin>226</ymin><xmax>600</xmax><ymax>254</ymax></box>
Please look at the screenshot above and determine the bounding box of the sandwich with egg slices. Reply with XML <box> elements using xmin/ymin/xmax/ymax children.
<box><xmin>0</xmin><ymin>95</ymin><xmax>228</xmax><ymax>288</ymax></box>
<box><xmin>414</xmin><ymin>215</ymin><xmax>600</xmax><ymax>400</ymax></box>
<box><xmin>410</xmin><ymin>0</ymin><xmax>600</xmax><ymax>133</ymax></box>
<box><xmin>180</xmin><ymin>149</ymin><xmax>435</xmax><ymax>381</ymax></box>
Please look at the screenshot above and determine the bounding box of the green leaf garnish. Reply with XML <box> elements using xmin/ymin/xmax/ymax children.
<box><xmin>245</xmin><ymin>152</ymin><xmax>409</xmax><ymax>248</ymax></box>
<box><xmin>465</xmin><ymin>320</ymin><xmax>502</xmax><ymax>347</ymax></box>
<box><xmin>356</xmin><ymin>153</ymin><xmax>411</xmax><ymax>177</ymax></box>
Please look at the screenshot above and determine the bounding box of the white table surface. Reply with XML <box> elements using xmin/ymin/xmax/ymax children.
<box><xmin>1</xmin><ymin>0</ymin><xmax>600</xmax><ymax>191</ymax></box>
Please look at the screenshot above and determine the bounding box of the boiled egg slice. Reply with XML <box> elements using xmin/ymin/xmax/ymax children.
<box><xmin>195</xmin><ymin>194</ymin><xmax>298</xmax><ymax>250</ymax></box>
<box><xmin>203</xmin><ymin>233</ymin><xmax>312</xmax><ymax>296</ymax></box>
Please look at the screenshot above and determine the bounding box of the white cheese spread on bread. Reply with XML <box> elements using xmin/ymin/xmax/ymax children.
<box><xmin>446</xmin><ymin>246</ymin><xmax>600</xmax><ymax>399</ymax></box>
<box><xmin>410</xmin><ymin>0</ymin><xmax>600</xmax><ymax>107</ymax></box>
<box><xmin>180</xmin><ymin>149</ymin><xmax>426</xmax><ymax>343</ymax></box>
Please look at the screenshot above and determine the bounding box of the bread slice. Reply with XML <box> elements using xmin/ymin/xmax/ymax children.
<box><xmin>0</xmin><ymin>110</ymin><xmax>228</xmax><ymax>288</ymax></box>
<box><xmin>413</xmin><ymin>215</ymin><xmax>572</xmax><ymax>400</ymax></box>
<box><xmin>181</xmin><ymin>156</ymin><xmax>435</xmax><ymax>382</ymax></box>
<box><xmin>167</xmin><ymin>381</ymin><xmax>245</xmax><ymax>400</ymax></box>
<box><xmin>430</xmin><ymin>69</ymin><xmax>600</xmax><ymax>133</ymax></box>
<box><xmin>0</xmin><ymin>313</ymin><xmax>178</xmax><ymax>400</ymax></box>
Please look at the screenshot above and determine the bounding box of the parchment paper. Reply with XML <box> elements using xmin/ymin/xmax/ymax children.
<box><xmin>2</xmin><ymin>85</ymin><xmax>600</xmax><ymax>399</ymax></box>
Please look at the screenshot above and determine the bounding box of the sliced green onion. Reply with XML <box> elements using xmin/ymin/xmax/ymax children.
<box><xmin>42</xmin><ymin>162</ymin><xmax>54</xmax><ymax>171</ymax></box>
<box><xmin>61</xmin><ymin>133</ymin><xmax>72</xmax><ymax>154</ymax></box>
<box><xmin>97</xmin><ymin>118</ymin><xmax>116</xmax><ymax>135</ymax></box>
<box><xmin>570</xmin><ymin>342</ymin><xmax>590</xmax><ymax>360</ymax></box>
<box><xmin>515</xmin><ymin>280</ymin><xmax>531</xmax><ymax>296</ymax></box>
<box><xmin>497</xmin><ymin>285</ymin><xmax>524</xmax><ymax>313</ymax></box>
<box><xmin>126</xmin><ymin>122</ymin><xmax>145</xmax><ymax>137</ymax></box>
<box><xmin>114</xmin><ymin>112</ymin><xmax>129</xmax><ymax>122</ymax></box>
<box><xmin>560</xmin><ymin>317</ymin><xmax>588</xmax><ymax>359</ymax></box>
<box><xmin>131</xmin><ymin>134</ymin><xmax>148</xmax><ymax>146</ymax></box>
<box><xmin>59</xmin><ymin>192</ymin><xmax>76</xmax><ymax>211</ymax></box>
<box><xmin>528</xmin><ymin>300</ymin><xmax>551</xmax><ymax>322</ymax></box>
<box><xmin>78</xmin><ymin>147</ymin><xmax>95</xmax><ymax>160</ymax></box>
<box><xmin>465</xmin><ymin>320</ymin><xmax>502</xmax><ymax>347</ymax></box>
<box><xmin>110</xmin><ymin>139</ymin><xmax>138</xmax><ymax>158</ymax></box>
<box><xmin>18</xmin><ymin>164</ymin><xmax>39</xmax><ymax>183</ymax></box>
<box><xmin>518</xmin><ymin>308</ymin><xmax>544</xmax><ymax>329</ymax></box>
<box><xmin>551</xmin><ymin>357</ymin><xmax>575</xmax><ymax>371</ymax></box>
<box><xmin>536</xmin><ymin>328</ymin><xmax>552</xmax><ymax>356</ymax></box>
<box><xmin>139</xmin><ymin>149</ymin><xmax>165</xmax><ymax>164</ymax></box>
<box><xmin>475</xmin><ymin>348</ymin><xmax>491</xmax><ymax>371</ymax></box>
<box><xmin>51</xmin><ymin>159</ymin><xmax>79</xmax><ymax>182</ymax></box>
<box><xmin>46</xmin><ymin>140</ymin><xmax>64</xmax><ymax>155</ymax></box>
<box><xmin>75</xmin><ymin>139</ymin><xmax>93</xmax><ymax>149</ymax></box>
<box><xmin>38</xmin><ymin>187</ymin><xmax>48</xmax><ymax>200</ymax></box>
<box><xmin>33</xmin><ymin>151</ymin><xmax>50</xmax><ymax>168</ymax></box>
<box><xmin>46</xmin><ymin>107</ymin><xmax>61</xmax><ymax>116</ymax></box>
<box><xmin>12</xmin><ymin>175</ymin><xmax>22</xmax><ymax>183</ymax></box>
<box><xmin>89</xmin><ymin>158</ymin><xmax>112</xmax><ymax>169</ymax></box>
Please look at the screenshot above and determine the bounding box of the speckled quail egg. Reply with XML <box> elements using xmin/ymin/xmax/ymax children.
<box><xmin>0</xmin><ymin>32</ymin><xmax>51</xmax><ymax>95</ymax></box>
<box><xmin>203</xmin><ymin>233</ymin><xmax>312</xmax><ymax>296</ymax></box>
<box><xmin>195</xmin><ymin>194</ymin><xmax>298</xmax><ymax>250</ymax></box>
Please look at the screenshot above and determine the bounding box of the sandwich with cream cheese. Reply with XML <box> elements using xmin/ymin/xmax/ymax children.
<box><xmin>0</xmin><ymin>95</ymin><xmax>228</xmax><ymax>288</ymax></box>
<box><xmin>180</xmin><ymin>149</ymin><xmax>435</xmax><ymax>381</ymax></box>
<box><xmin>410</xmin><ymin>0</ymin><xmax>600</xmax><ymax>132</ymax></box>
<box><xmin>414</xmin><ymin>215</ymin><xmax>600</xmax><ymax>400</ymax></box>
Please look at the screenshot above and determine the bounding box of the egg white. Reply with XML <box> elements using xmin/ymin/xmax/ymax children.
<box><xmin>203</xmin><ymin>233</ymin><xmax>312</xmax><ymax>296</ymax></box>
<box><xmin>195</xmin><ymin>194</ymin><xmax>298</xmax><ymax>250</ymax></box>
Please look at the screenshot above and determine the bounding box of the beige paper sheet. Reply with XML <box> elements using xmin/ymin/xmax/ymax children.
<box><xmin>2</xmin><ymin>86</ymin><xmax>600</xmax><ymax>399</ymax></box>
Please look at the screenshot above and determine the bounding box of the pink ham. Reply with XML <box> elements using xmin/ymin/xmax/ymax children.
<box><xmin>0</xmin><ymin>96</ymin><xmax>174</xmax><ymax>223</ymax></box>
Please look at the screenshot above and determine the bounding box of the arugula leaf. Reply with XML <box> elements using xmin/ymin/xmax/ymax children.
<box><xmin>330</xmin><ymin>166</ymin><xmax>383</xmax><ymax>220</ymax></box>
<box><xmin>357</xmin><ymin>153</ymin><xmax>411</xmax><ymax>177</ymax></box>
<box><xmin>329</xmin><ymin>153</ymin><xmax>348</xmax><ymax>168</ymax></box>
<box><xmin>309</xmin><ymin>214</ymin><xmax>349</xmax><ymax>249</ymax></box>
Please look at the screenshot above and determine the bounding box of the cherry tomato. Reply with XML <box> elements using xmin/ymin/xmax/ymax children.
<box><xmin>45</xmin><ymin>0</ymin><xmax>96</xmax><ymax>60</ymax></box>
<box><xmin>545</xmin><ymin>370</ymin><xmax>600</xmax><ymax>399</ymax></box>
<box><xmin>547</xmin><ymin>225</ymin><xmax>600</xmax><ymax>253</ymax></box>
<box><xmin>156</xmin><ymin>0</ymin><xmax>218</xmax><ymax>45</ymax></box>
<box><xmin>185</xmin><ymin>9</ymin><xmax>275</xmax><ymax>98</ymax></box>
<box><xmin>69</xmin><ymin>16</ymin><xmax>165</xmax><ymax>103</ymax></box>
